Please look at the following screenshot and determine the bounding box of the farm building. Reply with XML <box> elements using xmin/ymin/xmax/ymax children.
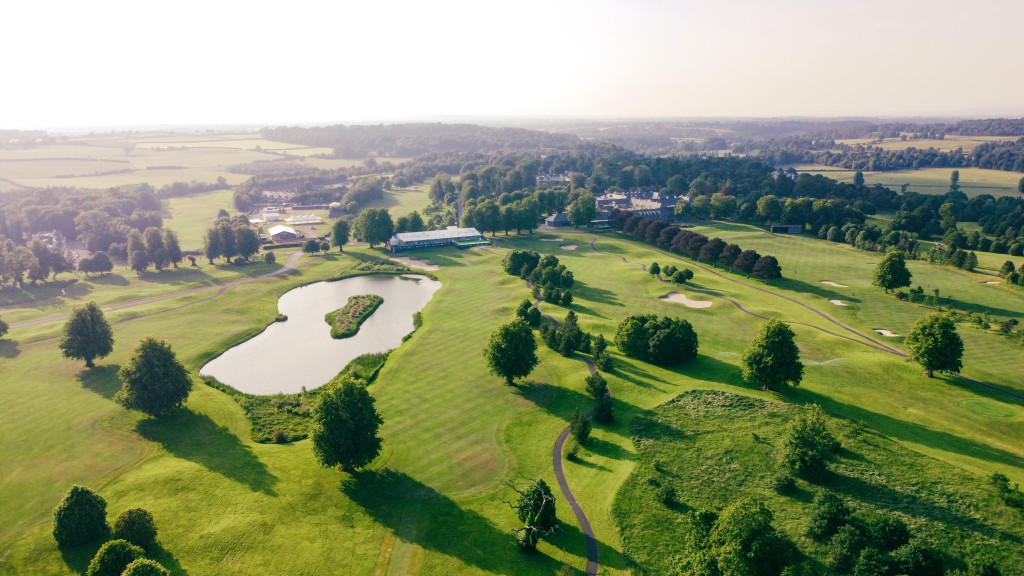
<box><xmin>545</xmin><ymin>212</ymin><xmax>570</xmax><ymax>226</ymax></box>
<box><xmin>770</xmin><ymin>224</ymin><xmax>804</xmax><ymax>234</ymax></box>
<box><xmin>388</xmin><ymin>227</ymin><xmax>488</xmax><ymax>252</ymax></box>
<box><xmin>268</xmin><ymin>225</ymin><xmax>301</xmax><ymax>242</ymax></box>
<box><xmin>286</xmin><ymin>214</ymin><xmax>323</xmax><ymax>225</ymax></box>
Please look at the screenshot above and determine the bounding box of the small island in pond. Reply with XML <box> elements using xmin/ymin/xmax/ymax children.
<box><xmin>325</xmin><ymin>294</ymin><xmax>384</xmax><ymax>339</ymax></box>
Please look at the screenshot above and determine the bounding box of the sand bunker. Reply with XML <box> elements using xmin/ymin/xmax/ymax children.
<box><xmin>874</xmin><ymin>329</ymin><xmax>900</xmax><ymax>337</ymax></box>
<box><xmin>985</xmin><ymin>281</ymin><xmax>1000</xmax><ymax>285</ymax></box>
<box><xmin>560</xmin><ymin>245</ymin><xmax>578</xmax><ymax>251</ymax></box>
<box><xmin>389</xmin><ymin>256</ymin><xmax>439</xmax><ymax>271</ymax></box>
<box><xmin>829</xmin><ymin>299</ymin><xmax>848</xmax><ymax>306</ymax></box>
<box><xmin>821</xmin><ymin>281</ymin><xmax>848</xmax><ymax>288</ymax></box>
<box><xmin>539</xmin><ymin>238</ymin><xmax>564</xmax><ymax>242</ymax></box>
<box><xmin>660</xmin><ymin>292</ymin><xmax>712</xmax><ymax>309</ymax></box>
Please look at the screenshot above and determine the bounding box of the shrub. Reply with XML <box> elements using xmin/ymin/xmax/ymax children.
<box><xmin>564</xmin><ymin>438</ymin><xmax>580</xmax><ymax>460</ymax></box>
<box><xmin>570</xmin><ymin>408</ymin><xmax>592</xmax><ymax>444</ymax></box>
<box><xmin>273</xmin><ymin>429</ymin><xmax>288</xmax><ymax>443</ymax></box>
<box><xmin>53</xmin><ymin>485</ymin><xmax>109</xmax><ymax>547</ymax></box>
<box><xmin>593</xmin><ymin>395</ymin><xmax>614</xmax><ymax>424</ymax></box>
<box><xmin>891</xmin><ymin>539</ymin><xmax>944</xmax><ymax>576</ymax></box>
<box><xmin>852</xmin><ymin>547</ymin><xmax>888</xmax><ymax>576</ymax></box>
<box><xmin>780</xmin><ymin>405</ymin><xmax>840</xmax><ymax>480</ymax></box>
<box><xmin>863</xmin><ymin>511</ymin><xmax>910</xmax><ymax>552</ymax></box>
<box><xmin>86</xmin><ymin>539</ymin><xmax>144</xmax><ymax>576</ymax></box>
<box><xmin>264</xmin><ymin>251</ymin><xmax>276</xmax><ymax>264</ymax></box>
<box><xmin>111</xmin><ymin>508</ymin><xmax>157</xmax><ymax>552</ymax></box>
<box><xmin>121</xmin><ymin>559</ymin><xmax>171</xmax><ymax>576</ymax></box>
<box><xmin>655</xmin><ymin>484</ymin><xmax>677</xmax><ymax>506</ymax></box>
<box><xmin>828</xmin><ymin>525</ymin><xmax>866</xmax><ymax>573</ymax></box>
<box><xmin>769</xmin><ymin>473</ymin><xmax>796</xmax><ymax>495</ymax></box>
<box><xmin>806</xmin><ymin>490</ymin><xmax>850</xmax><ymax>542</ymax></box>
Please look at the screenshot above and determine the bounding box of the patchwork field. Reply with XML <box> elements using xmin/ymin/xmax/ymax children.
<box><xmin>791</xmin><ymin>165</ymin><xmax>1023</xmax><ymax>198</ymax></box>
<box><xmin>1</xmin><ymin>218</ymin><xmax>1022</xmax><ymax>575</ymax></box>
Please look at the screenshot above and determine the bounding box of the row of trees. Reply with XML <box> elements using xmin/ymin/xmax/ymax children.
<box><xmin>128</xmin><ymin>228</ymin><xmax>183</xmax><ymax>273</ymax></box>
<box><xmin>202</xmin><ymin>221</ymin><xmax>259</xmax><ymax>264</ymax></box>
<box><xmin>614</xmin><ymin>315</ymin><xmax>699</xmax><ymax>366</ymax></box>
<box><xmin>461</xmin><ymin>197</ymin><xmax>541</xmax><ymax>236</ymax></box>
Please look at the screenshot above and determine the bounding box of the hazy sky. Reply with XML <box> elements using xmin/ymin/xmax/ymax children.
<box><xmin>3</xmin><ymin>0</ymin><xmax>1022</xmax><ymax>128</ymax></box>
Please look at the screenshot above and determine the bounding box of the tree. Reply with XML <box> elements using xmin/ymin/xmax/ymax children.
<box><xmin>872</xmin><ymin>248</ymin><xmax>912</xmax><ymax>293</ymax></box>
<box><xmin>751</xmin><ymin>255</ymin><xmax>783</xmax><ymax>280</ymax></box>
<box><xmin>709</xmin><ymin>497</ymin><xmax>797</xmax><ymax>576</ymax></box>
<box><xmin>614</xmin><ymin>315</ymin><xmax>698</xmax><ymax>366</ymax></box>
<box><xmin>332</xmin><ymin>219</ymin><xmax>350</xmax><ymax>251</ymax></box>
<box><xmin>115</xmin><ymin>337</ymin><xmax>192</xmax><ymax>417</ymax></box>
<box><xmin>302</xmin><ymin>239</ymin><xmax>321</xmax><ymax>255</ymax></box>
<box><xmin>128</xmin><ymin>230</ymin><xmax>149</xmax><ymax>273</ymax></box>
<box><xmin>143</xmin><ymin>227</ymin><xmax>168</xmax><ymax>270</ymax></box>
<box><xmin>505</xmin><ymin>477</ymin><xmax>558</xmax><ymax>552</ymax></box>
<box><xmin>59</xmin><ymin>302</ymin><xmax>114</xmax><ymax>368</ymax></box>
<box><xmin>781</xmin><ymin>405</ymin><xmax>840</xmax><ymax>481</ymax></box>
<box><xmin>806</xmin><ymin>490</ymin><xmax>850</xmax><ymax>541</ymax></box>
<box><xmin>79</xmin><ymin>251</ymin><xmax>113</xmax><ymax>275</ymax></box>
<box><xmin>52</xmin><ymin>485</ymin><xmax>108</xmax><ymax>547</ymax></box>
<box><xmin>0</xmin><ymin>314</ymin><xmax>7</xmax><ymax>338</ymax></box>
<box><xmin>217</xmin><ymin>222</ymin><xmax>236</xmax><ymax>260</ymax></box>
<box><xmin>121</xmin><ymin>559</ymin><xmax>170</xmax><ymax>576</ymax></box>
<box><xmin>733</xmin><ymin>249</ymin><xmax>760</xmax><ymax>276</ymax></box>
<box><xmin>162</xmin><ymin>229</ymin><xmax>182</xmax><ymax>268</ymax></box>
<box><xmin>570</xmin><ymin>408</ymin><xmax>592</xmax><ymax>444</ymax></box>
<box><xmin>354</xmin><ymin>208</ymin><xmax>394</xmax><ymax>247</ymax></box>
<box><xmin>86</xmin><ymin>539</ymin><xmax>144</xmax><ymax>576</ymax></box>
<box><xmin>741</xmin><ymin>319</ymin><xmax>803</xmax><ymax>390</ymax></box>
<box><xmin>649</xmin><ymin>262</ymin><xmax>660</xmax><ymax>276</ymax></box>
<box><xmin>672</xmin><ymin>269</ymin><xmax>694</xmax><ymax>284</ymax></box>
<box><xmin>1019</xmin><ymin>176</ymin><xmax>1024</xmax><ymax>195</ymax></box>
<box><xmin>310</xmin><ymin>376</ymin><xmax>383</xmax><ymax>471</ymax></box>
<box><xmin>483</xmin><ymin>319</ymin><xmax>539</xmax><ymax>385</ymax></box>
<box><xmin>999</xmin><ymin>261</ymin><xmax>1016</xmax><ymax>277</ymax></box>
<box><xmin>905</xmin><ymin>313</ymin><xmax>964</xmax><ymax>377</ymax></box>
<box><xmin>264</xmin><ymin>251</ymin><xmax>276</xmax><ymax>264</ymax></box>
<box><xmin>235</xmin><ymin>227</ymin><xmax>260</xmax><ymax>260</ymax></box>
<box><xmin>111</xmin><ymin>508</ymin><xmax>157</xmax><ymax>552</ymax></box>
<box><xmin>203</xmin><ymin>226</ymin><xmax>222</xmax><ymax>264</ymax></box>
<box><xmin>567</xmin><ymin>193</ymin><xmax>598</xmax><ymax>228</ymax></box>
<box><xmin>585</xmin><ymin>372</ymin><xmax>608</xmax><ymax>400</ymax></box>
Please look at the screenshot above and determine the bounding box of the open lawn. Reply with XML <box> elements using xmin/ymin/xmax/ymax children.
<box><xmin>1</xmin><ymin>223</ymin><xmax>1022</xmax><ymax>575</ymax></box>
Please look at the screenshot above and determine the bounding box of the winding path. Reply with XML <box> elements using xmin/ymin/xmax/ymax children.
<box><xmin>8</xmin><ymin>252</ymin><xmax>306</xmax><ymax>346</ymax></box>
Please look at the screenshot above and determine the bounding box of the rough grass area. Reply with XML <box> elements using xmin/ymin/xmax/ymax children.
<box><xmin>202</xmin><ymin>351</ymin><xmax>392</xmax><ymax>443</ymax></box>
<box><xmin>613</xmin><ymin>390</ymin><xmax>1024</xmax><ymax>575</ymax></box>
<box><xmin>326</xmin><ymin>294</ymin><xmax>384</xmax><ymax>339</ymax></box>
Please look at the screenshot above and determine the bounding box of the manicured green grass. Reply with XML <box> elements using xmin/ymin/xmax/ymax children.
<box><xmin>162</xmin><ymin>190</ymin><xmax>236</xmax><ymax>251</ymax></box>
<box><xmin>614</xmin><ymin>390</ymin><xmax>1024</xmax><ymax>575</ymax></box>
<box><xmin>2</xmin><ymin>223</ymin><xmax>1023</xmax><ymax>575</ymax></box>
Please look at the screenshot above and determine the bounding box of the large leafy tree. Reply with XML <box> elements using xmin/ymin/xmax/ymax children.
<box><xmin>234</xmin><ymin>227</ymin><xmax>260</xmax><ymax>260</ymax></box>
<box><xmin>59</xmin><ymin>301</ymin><xmax>114</xmax><ymax>367</ymax></box>
<box><xmin>872</xmin><ymin>248</ymin><xmax>912</xmax><ymax>293</ymax></box>
<box><xmin>143</xmin><ymin>227</ymin><xmax>169</xmax><ymax>270</ymax></box>
<box><xmin>310</xmin><ymin>376</ymin><xmax>383</xmax><ymax>471</ymax></box>
<box><xmin>614</xmin><ymin>314</ymin><xmax>698</xmax><ymax>366</ymax></box>
<box><xmin>751</xmin><ymin>255</ymin><xmax>783</xmax><ymax>280</ymax></box>
<box><xmin>115</xmin><ymin>337</ymin><xmax>192</xmax><ymax>416</ymax></box>
<box><xmin>0</xmin><ymin>314</ymin><xmax>8</xmax><ymax>338</ymax></box>
<box><xmin>905</xmin><ymin>313</ymin><xmax>963</xmax><ymax>377</ymax></box>
<box><xmin>567</xmin><ymin>193</ymin><xmax>597</xmax><ymax>228</ymax></box>
<box><xmin>741</xmin><ymin>319</ymin><xmax>803</xmax><ymax>390</ymax></box>
<box><xmin>354</xmin><ymin>208</ymin><xmax>394</xmax><ymax>247</ymax></box>
<box><xmin>780</xmin><ymin>405</ymin><xmax>840</xmax><ymax>481</ymax></box>
<box><xmin>111</xmin><ymin>508</ymin><xmax>158</xmax><ymax>552</ymax></box>
<box><xmin>86</xmin><ymin>539</ymin><xmax>144</xmax><ymax>576</ymax></box>
<box><xmin>483</xmin><ymin>318</ymin><xmax>539</xmax><ymax>385</ymax></box>
<box><xmin>52</xmin><ymin>485</ymin><xmax>109</xmax><ymax>547</ymax></box>
<box><xmin>332</xmin><ymin>219</ymin><xmax>350</xmax><ymax>251</ymax></box>
<box><xmin>162</xmin><ymin>229</ymin><xmax>182</xmax><ymax>268</ymax></box>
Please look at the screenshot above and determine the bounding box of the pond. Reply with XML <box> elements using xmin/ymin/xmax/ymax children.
<box><xmin>199</xmin><ymin>274</ymin><xmax>442</xmax><ymax>394</ymax></box>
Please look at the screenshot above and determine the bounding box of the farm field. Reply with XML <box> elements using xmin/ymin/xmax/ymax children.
<box><xmin>836</xmin><ymin>134</ymin><xmax>1019</xmax><ymax>152</ymax></box>
<box><xmin>791</xmin><ymin>165</ymin><xmax>1022</xmax><ymax>198</ymax></box>
<box><xmin>0</xmin><ymin>132</ymin><xmax>370</xmax><ymax>191</ymax></box>
<box><xmin>2</xmin><ymin>213</ymin><xmax>1023</xmax><ymax>575</ymax></box>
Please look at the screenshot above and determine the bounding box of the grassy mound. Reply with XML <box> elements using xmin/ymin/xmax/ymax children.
<box><xmin>613</xmin><ymin>390</ymin><xmax>1024</xmax><ymax>575</ymax></box>
<box><xmin>325</xmin><ymin>294</ymin><xmax>384</xmax><ymax>339</ymax></box>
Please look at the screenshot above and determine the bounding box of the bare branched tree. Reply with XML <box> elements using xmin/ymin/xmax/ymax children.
<box><xmin>503</xmin><ymin>477</ymin><xmax>558</xmax><ymax>552</ymax></box>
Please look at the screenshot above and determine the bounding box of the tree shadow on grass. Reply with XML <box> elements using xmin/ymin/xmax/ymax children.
<box><xmin>571</xmin><ymin>280</ymin><xmax>621</xmax><ymax>307</ymax></box>
<box><xmin>0</xmin><ymin>339</ymin><xmax>20</xmax><ymax>359</ymax></box>
<box><xmin>791</xmin><ymin>388</ymin><xmax>1024</xmax><ymax>470</ymax></box>
<box><xmin>581</xmin><ymin>436</ymin><xmax>634</xmax><ymax>462</ymax></box>
<box><xmin>514</xmin><ymin>380</ymin><xmax>641</xmax><ymax>424</ymax></box>
<box><xmin>342</xmin><ymin>469</ymin><xmax>566</xmax><ymax>575</ymax></box>
<box><xmin>150</xmin><ymin>543</ymin><xmax>190</xmax><ymax>576</ymax></box>
<box><xmin>89</xmin><ymin>274</ymin><xmax>130</xmax><ymax>287</ymax></box>
<box><xmin>76</xmin><ymin>364</ymin><xmax>122</xmax><ymax>400</ymax></box>
<box><xmin>59</xmin><ymin>539</ymin><xmax>104</xmax><ymax>575</ymax></box>
<box><xmin>822</xmin><ymin>469</ymin><xmax>1022</xmax><ymax>544</ymax></box>
<box><xmin>773</xmin><ymin>277</ymin><xmax>862</xmax><ymax>304</ymax></box>
<box><xmin>136</xmin><ymin>409</ymin><xmax>277</xmax><ymax>495</ymax></box>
